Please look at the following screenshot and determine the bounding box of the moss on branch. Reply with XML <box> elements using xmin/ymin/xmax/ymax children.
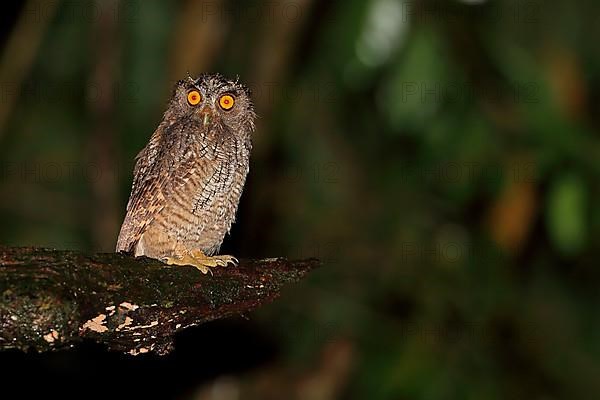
<box><xmin>0</xmin><ymin>246</ymin><xmax>318</xmax><ymax>355</ymax></box>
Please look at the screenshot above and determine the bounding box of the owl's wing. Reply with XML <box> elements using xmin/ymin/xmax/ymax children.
<box><xmin>116</xmin><ymin>123</ymin><xmax>215</xmax><ymax>253</ymax></box>
<box><xmin>116</xmin><ymin>133</ymin><xmax>164</xmax><ymax>252</ymax></box>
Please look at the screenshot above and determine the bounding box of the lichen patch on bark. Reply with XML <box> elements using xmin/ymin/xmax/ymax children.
<box><xmin>43</xmin><ymin>330</ymin><xmax>59</xmax><ymax>343</ymax></box>
<box><xmin>81</xmin><ymin>314</ymin><xmax>108</xmax><ymax>333</ymax></box>
<box><xmin>119</xmin><ymin>302</ymin><xmax>139</xmax><ymax>311</ymax></box>
<box><xmin>116</xmin><ymin>316</ymin><xmax>134</xmax><ymax>331</ymax></box>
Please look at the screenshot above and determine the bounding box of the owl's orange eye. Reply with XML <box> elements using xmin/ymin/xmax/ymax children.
<box><xmin>187</xmin><ymin>90</ymin><xmax>202</xmax><ymax>106</ymax></box>
<box><xmin>219</xmin><ymin>94</ymin><xmax>235</xmax><ymax>110</ymax></box>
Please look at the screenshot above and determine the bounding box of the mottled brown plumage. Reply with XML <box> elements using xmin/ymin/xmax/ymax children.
<box><xmin>116</xmin><ymin>73</ymin><xmax>255</xmax><ymax>273</ymax></box>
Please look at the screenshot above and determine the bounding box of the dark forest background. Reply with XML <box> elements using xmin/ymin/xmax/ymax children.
<box><xmin>1</xmin><ymin>0</ymin><xmax>600</xmax><ymax>399</ymax></box>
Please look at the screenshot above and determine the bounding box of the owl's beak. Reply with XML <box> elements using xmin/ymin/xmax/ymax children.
<box><xmin>198</xmin><ymin>106</ymin><xmax>213</xmax><ymax>127</ymax></box>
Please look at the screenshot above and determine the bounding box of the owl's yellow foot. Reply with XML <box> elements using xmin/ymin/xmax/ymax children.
<box><xmin>164</xmin><ymin>250</ymin><xmax>238</xmax><ymax>274</ymax></box>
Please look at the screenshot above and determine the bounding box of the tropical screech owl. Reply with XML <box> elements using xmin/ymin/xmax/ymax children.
<box><xmin>116</xmin><ymin>73</ymin><xmax>255</xmax><ymax>273</ymax></box>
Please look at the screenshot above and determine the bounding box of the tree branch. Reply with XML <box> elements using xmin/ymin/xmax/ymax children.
<box><xmin>0</xmin><ymin>246</ymin><xmax>318</xmax><ymax>355</ymax></box>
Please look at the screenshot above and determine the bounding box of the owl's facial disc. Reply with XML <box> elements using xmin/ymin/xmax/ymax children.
<box><xmin>172</xmin><ymin>73</ymin><xmax>255</xmax><ymax>136</ymax></box>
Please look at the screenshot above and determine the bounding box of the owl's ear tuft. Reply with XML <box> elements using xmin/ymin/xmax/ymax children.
<box><xmin>172</xmin><ymin>80</ymin><xmax>187</xmax><ymax>97</ymax></box>
<box><xmin>234</xmin><ymin>83</ymin><xmax>253</xmax><ymax>104</ymax></box>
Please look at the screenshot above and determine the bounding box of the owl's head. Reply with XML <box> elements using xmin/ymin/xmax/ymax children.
<box><xmin>167</xmin><ymin>73</ymin><xmax>256</xmax><ymax>137</ymax></box>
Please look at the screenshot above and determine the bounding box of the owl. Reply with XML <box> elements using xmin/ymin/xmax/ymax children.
<box><xmin>116</xmin><ymin>73</ymin><xmax>256</xmax><ymax>274</ymax></box>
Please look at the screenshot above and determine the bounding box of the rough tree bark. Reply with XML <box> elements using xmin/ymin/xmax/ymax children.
<box><xmin>0</xmin><ymin>246</ymin><xmax>318</xmax><ymax>355</ymax></box>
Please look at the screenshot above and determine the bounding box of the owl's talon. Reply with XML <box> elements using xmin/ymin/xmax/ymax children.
<box><xmin>209</xmin><ymin>254</ymin><xmax>238</xmax><ymax>267</ymax></box>
<box><xmin>222</xmin><ymin>255</ymin><xmax>238</xmax><ymax>266</ymax></box>
<box><xmin>164</xmin><ymin>250</ymin><xmax>238</xmax><ymax>274</ymax></box>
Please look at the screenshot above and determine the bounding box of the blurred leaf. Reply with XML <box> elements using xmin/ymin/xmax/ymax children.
<box><xmin>544</xmin><ymin>44</ymin><xmax>587</xmax><ymax>121</ymax></box>
<box><xmin>382</xmin><ymin>26</ymin><xmax>451</xmax><ymax>132</ymax></box>
<box><xmin>546</xmin><ymin>173</ymin><xmax>588</xmax><ymax>256</ymax></box>
<box><xmin>487</xmin><ymin>179</ymin><xmax>537</xmax><ymax>254</ymax></box>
